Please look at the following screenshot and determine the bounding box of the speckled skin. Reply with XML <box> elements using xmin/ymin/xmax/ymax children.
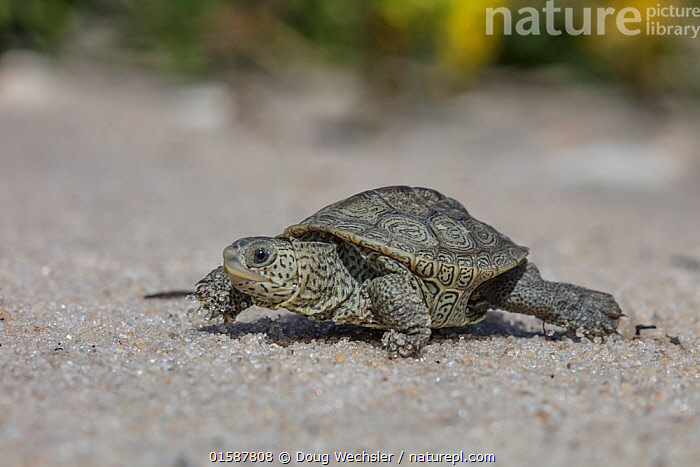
<box><xmin>195</xmin><ymin>186</ymin><xmax>622</xmax><ymax>357</ymax></box>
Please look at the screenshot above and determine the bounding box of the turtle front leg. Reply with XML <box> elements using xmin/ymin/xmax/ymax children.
<box><xmin>366</xmin><ymin>274</ymin><xmax>431</xmax><ymax>358</ymax></box>
<box><xmin>194</xmin><ymin>266</ymin><xmax>253</xmax><ymax>323</ymax></box>
<box><xmin>473</xmin><ymin>260</ymin><xmax>623</xmax><ymax>338</ymax></box>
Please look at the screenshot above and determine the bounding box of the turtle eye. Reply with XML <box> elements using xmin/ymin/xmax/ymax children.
<box><xmin>250</xmin><ymin>247</ymin><xmax>273</xmax><ymax>266</ymax></box>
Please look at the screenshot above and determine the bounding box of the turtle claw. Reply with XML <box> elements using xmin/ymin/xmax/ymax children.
<box><xmin>581</xmin><ymin>291</ymin><xmax>623</xmax><ymax>336</ymax></box>
<box><xmin>381</xmin><ymin>329</ymin><xmax>427</xmax><ymax>358</ymax></box>
<box><xmin>559</xmin><ymin>289</ymin><xmax>623</xmax><ymax>338</ymax></box>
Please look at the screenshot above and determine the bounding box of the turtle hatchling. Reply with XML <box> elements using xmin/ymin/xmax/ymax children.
<box><xmin>194</xmin><ymin>186</ymin><xmax>622</xmax><ymax>357</ymax></box>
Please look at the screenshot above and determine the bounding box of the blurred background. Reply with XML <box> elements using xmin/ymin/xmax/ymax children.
<box><xmin>2</xmin><ymin>0</ymin><xmax>699</xmax><ymax>184</ymax></box>
<box><xmin>3</xmin><ymin>0</ymin><xmax>700</xmax><ymax>89</ymax></box>
<box><xmin>3</xmin><ymin>0</ymin><xmax>700</xmax><ymax>91</ymax></box>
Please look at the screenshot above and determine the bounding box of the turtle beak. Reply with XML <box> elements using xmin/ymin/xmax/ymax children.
<box><xmin>224</xmin><ymin>257</ymin><xmax>267</xmax><ymax>283</ymax></box>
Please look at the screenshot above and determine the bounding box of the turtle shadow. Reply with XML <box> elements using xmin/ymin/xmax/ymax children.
<box><xmin>197</xmin><ymin>311</ymin><xmax>563</xmax><ymax>347</ymax></box>
<box><xmin>197</xmin><ymin>313</ymin><xmax>384</xmax><ymax>346</ymax></box>
<box><xmin>433</xmin><ymin>313</ymin><xmax>567</xmax><ymax>341</ymax></box>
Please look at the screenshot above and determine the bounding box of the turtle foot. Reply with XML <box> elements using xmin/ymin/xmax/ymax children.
<box><xmin>381</xmin><ymin>329</ymin><xmax>428</xmax><ymax>358</ymax></box>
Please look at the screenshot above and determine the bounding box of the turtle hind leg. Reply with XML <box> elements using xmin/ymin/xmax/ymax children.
<box><xmin>474</xmin><ymin>260</ymin><xmax>623</xmax><ymax>338</ymax></box>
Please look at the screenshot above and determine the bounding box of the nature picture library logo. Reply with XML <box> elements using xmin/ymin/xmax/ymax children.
<box><xmin>486</xmin><ymin>1</ymin><xmax>700</xmax><ymax>38</ymax></box>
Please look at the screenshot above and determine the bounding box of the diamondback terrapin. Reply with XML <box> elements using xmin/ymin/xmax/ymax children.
<box><xmin>195</xmin><ymin>186</ymin><xmax>622</xmax><ymax>357</ymax></box>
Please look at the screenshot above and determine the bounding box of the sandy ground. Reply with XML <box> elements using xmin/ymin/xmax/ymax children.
<box><xmin>1</xmin><ymin>52</ymin><xmax>699</xmax><ymax>466</ymax></box>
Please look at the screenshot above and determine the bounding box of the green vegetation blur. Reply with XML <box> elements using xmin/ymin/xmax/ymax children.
<box><xmin>1</xmin><ymin>0</ymin><xmax>699</xmax><ymax>94</ymax></box>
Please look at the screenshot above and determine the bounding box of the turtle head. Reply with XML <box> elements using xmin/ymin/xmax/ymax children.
<box><xmin>223</xmin><ymin>237</ymin><xmax>299</xmax><ymax>308</ymax></box>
